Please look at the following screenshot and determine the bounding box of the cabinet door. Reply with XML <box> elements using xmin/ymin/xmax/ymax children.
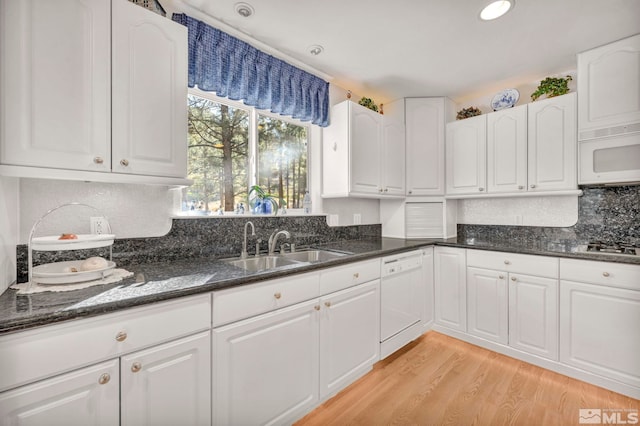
<box><xmin>467</xmin><ymin>267</ymin><xmax>508</xmax><ymax>344</ymax></box>
<box><xmin>434</xmin><ymin>247</ymin><xmax>467</xmax><ymax>331</ymax></box>
<box><xmin>527</xmin><ymin>93</ymin><xmax>577</xmax><ymax>191</ymax></box>
<box><xmin>422</xmin><ymin>247</ymin><xmax>435</xmax><ymax>329</ymax></box>
<box><xmin>487</xmin><ymin>105</ymin><xmax>528</xmax><ymax>193</ymax></box>
<box><xmin>0</xmin><ymin>0</ymin><xmax>111</xmax><ymax>171</ymax></box>
<box><xmin>560</xmin><ymin>280</ymin><xmax>640</xmax><ymax>388</ymax></box>
<box><xmin>0</xmin><ymin>360</ymin><xmax>119</xmax><ymax>426</ymax></box>
<box><xmin>405</xmin><ymin>98</ymin><xmax>445</xmax><ymax>196</ymax></box>
<box><xmin>350</xmin><ymin>103</ymin><xmax>383</xmax><ymax>195</ymax></box>
<box><xmin>381</xmin><ymin>113</ymin><xmax>405</xmax><ymax>196</ymax></box>
<box><xmin>121</xmin><ymin>331</ymin><xmax>211</xmax><ymax>426</ymax></box>
<box><xmin>213</xmin><ymin>300</ymin><xmax>319</xmax><ymax>426</ymax></box>
<box><xmin>446</xmin><ymin>115</ymin><xmax>487</xmax><ymax>195</ymax></box>
<box><xmin>112</xmin><ymin>0</ymin><xmax>188</xmax><ymax>178</ymax></box>
<box><xmin>509</xmin><ymin>274</ymin><xmax>558</xmax><ymax>360</ymax></box>
<box><xmin>577</xmin><ymin>34</ymin><xmax>640</xmax><ymax>137</ymax></box>
<box><xmin>319</xmin><ymin>280</ymin><xmax>380</xmax><ymax>399</ymax></box>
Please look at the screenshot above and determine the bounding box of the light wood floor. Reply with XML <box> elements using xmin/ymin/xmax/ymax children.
<box><xmin>295</xmin><ymin>331</ymin><xmax>639</xmax><ymax>426</ymax></box>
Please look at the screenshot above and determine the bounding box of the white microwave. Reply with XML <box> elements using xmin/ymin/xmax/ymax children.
<box><xmin>579</xmin><ymin>132</ymin><xmax>640</xmax><ymax>185</ymax></box>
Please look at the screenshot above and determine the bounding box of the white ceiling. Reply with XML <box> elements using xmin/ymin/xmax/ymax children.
<box><xmin>167</xmin><ymin>0</ymin><xmax>640</xmax><ymax>105</ymax></box>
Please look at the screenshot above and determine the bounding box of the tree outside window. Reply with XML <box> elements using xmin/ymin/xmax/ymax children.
<box><xmin>182</xmin><ymin>93</ymin><xmax>309</xmax><ymax>214</ymax></box>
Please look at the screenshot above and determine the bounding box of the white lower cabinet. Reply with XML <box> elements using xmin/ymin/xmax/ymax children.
<box><xmin>213</xmin><ymin>300</ymin><xmax>320</xmax><ymax>426</ymax></box>
<box><xmin>560</xmin><ymin>259</ymin><xmax>640</xmax><ymax>392</ymax></box>
<box><xmin>434</xmin><ymin>246</ymin><xmax>467</xmax><ymax>331</ymax></box>
<box><xmin>213</xmin><ymin>279</ymin><xmax>380</xmax><ymax>426</ymax></box>
<box><xmin>121</xmin><ymin>331</ymin><xmax>211</xmax><ymax>426</ymax></box>
<box><xmin>319</xmin><ymin>281</ymin><xmax>380</xmax><ymax>399</ymax></box>
<box><xmin>0</xmin><ymin>359</ymin><xmax>120</xmax><ymax>426</ymax></box>
<box><xmin>466</xmin><ymin>250</ymin><xmax>558</xmax><ymax>360</ymax></box>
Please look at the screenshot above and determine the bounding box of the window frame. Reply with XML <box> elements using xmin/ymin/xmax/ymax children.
<box><xmin>185</xmin><ymin>87</ymin><xmax>312</xmax><ymax>214</ymax></box>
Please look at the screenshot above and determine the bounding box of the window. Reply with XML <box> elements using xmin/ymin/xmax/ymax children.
<box><xmin>182</xmin><ymin>91</ymin><xmax>309</xmax><ymax>214</ymax></box>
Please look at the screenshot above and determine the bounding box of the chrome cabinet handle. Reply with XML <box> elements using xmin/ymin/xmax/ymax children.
<box><xmin>504</xmin><ymin>260</ymin><xmax>511</xmax><ymax>265</ymax></box>
<box><xmin>115</xmin><ymin>331</ymin><xmax>127</xmax><ymax>342</ymax></box>
<box><xmin>511</xmin><ymin>276</ymin><xmax>517</xmax><ymax>281</ymax></box>
<box><xmin>530</xmin><ymin>184</ymin><xmax>536</xmax><ymax>189</ymax></box>
<box><xmin>518</xmin><ymin>185</ymin><xmax>524</xmax><ymax>190</ymax></box>
<box><xmin>274</xmin><ymin>292</ymin><xmax>282</xmax><ymax>299</ymax></box>
<box><xmin>478</xmin><ymin>187</ymin><xmax>485</xmax><ymax>192</ymax></box>
<box><xmin>498</xmin><ymin>275</ymin><xmax>504</xmax><ymax>279</ymax></box>
<box><xmin>314</xmin><ymin>305</ymin><xmax>320</xmax><ymax>311</ymax></box>
<box><xmin>408</xmin><ymin>190</ymin><xmax>413</xmax><ymax>194</ymax></box>
<box><xmin>131</xmin><ymin>362</ymin><xmax>142</xmax><ymax>373</ymax></box>
<box><xmin>324</xmin><ymin>301</ymin><xmax>331</xmax><ymax>308</ymax></box>
<box><xmin>98</xmin><ymin>373</ymin><xmax>111</xmax><ymax>385</ymax></box>
<box><xmin>93</xmin><ymin>157</ymin><xmax>104</xmax><ymax>164</ymax></box>
<box><xmin>120</xmin><ymin>159</ymin><xmax>129</xmax><ymax>167</ymax></box>
<box><xmin>602</xmin><ymin>272</ymin><xmax>610</xmax><ymax>277</ymax></box>
<box><xmin>353</xmin><ymin>272</ymin><xmax>359</xmax><ymax>279</ymax></box>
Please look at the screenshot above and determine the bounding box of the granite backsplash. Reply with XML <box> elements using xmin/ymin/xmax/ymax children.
<box><xmin>16</xmin><ymin>216</ymin><xmax>381</xmax><ymax>283</ymax></box>
<box><xmin>459</xmin><ymin>185</ymin><xmax>640</xmax><ymax>247</ymax></box>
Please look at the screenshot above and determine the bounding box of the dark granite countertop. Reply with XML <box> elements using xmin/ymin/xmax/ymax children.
<box><xmin>1</xmin><ymin>236</ymin><xmax>638</xmax><ymax>336</ymax></box>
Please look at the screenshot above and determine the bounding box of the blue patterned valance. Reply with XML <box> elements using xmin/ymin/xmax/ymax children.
<box><xmin>172</xmin><ymin>13</ymin><xmax>330</xmax><ymax>127</ymax></box>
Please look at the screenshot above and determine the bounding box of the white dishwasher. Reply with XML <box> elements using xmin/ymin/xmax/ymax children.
<box><xmin>380</xmin><ymin>250</ymin><xmax>424</xmax><ymax>359</ymax></box>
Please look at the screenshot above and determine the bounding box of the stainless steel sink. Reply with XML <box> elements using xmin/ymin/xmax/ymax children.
<box><xmin>223</xmin><ymin>256</ymin><xmax>303</xmax><ymax>272</ymax></box>
<box><xmin>279</xmin><ymin>249</ymin><xmax>347</xmax><ymax>262</ymax></box>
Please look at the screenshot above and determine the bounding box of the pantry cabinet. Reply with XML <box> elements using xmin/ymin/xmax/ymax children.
<box><xmin>322</xmin><ymin>100</ymin><xmax>404</xmax><ymax>198</ymax></box>
<box><xmin>445</xmin><ymin>115</ymin><xmax>487</xmax><ymax>195</ymax></box>
<box><xmin>0</xmin><ymin>0</ymin><xmax>188</xmax><ymax>183</ymax></box>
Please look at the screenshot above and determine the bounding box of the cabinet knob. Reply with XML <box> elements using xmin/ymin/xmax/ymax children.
<box><xmin>93</xmin><ymin>156</ymin><xmax>104</xmax><ymax>164</ymax></box>
<box><xmin>324</xmin><ymin>301</ymin><xmax>331</xmax><ymax>308</ymax></box>
<box><xmin>353</xmin><ymin>272</ymin><xmax>360</xmax><ymax>279</ymax></box>
<box><xmin>498</xmin><ymin>275</ymin><xmax>504</xmax><ymax>279</ymax></box>
<box><xmin>120</xmin><ymin>159</ymin><xmax>129</xmax><ymax>167</ymax></box>
<box><xmin>131</xmin><ymin>362</ymin><xmax>142</xmax><ymax>373</ymax></box>
<box><xmin>274</xmin><ymin>292</ymin><xmax>282</xmax><ymax>299</ymax></box>
<box><xmin>504</xmin><ymin>260</ymin><xmax>511</xmax><ymax>265</ymax></box>
<box><xmin>518</xmin><ymin>185</ymin><xmax>524</xmax><ymax>190</ymax></box>
<box><xmin>384</xmin><ymin>188</ymin><xmax>388</xmax><ymax>192</ymax></box>
<box><xmin>378</xmin><ymin>188</ymin><xmax>383</xmax><ymax>193</ymax></box>
<box><xmin>314</xmin><ymin>305</ymin><xmax>320</xmax><ymax>311</ymax></box>
<box><xmin>98</xmin><ymin>373</ymin><xmax>111</xmax><ymax>385</ymax></box>
<box><xmin>478</xmin><ymin>187</ymin><xmax>485</xmax><ymax>192</ymax></box>
<box><xmin>115</xmin><ymin>331</ymin><xmax>127</xmax><ymax>342</ymax></box>
<box><xmin>511</xmin><ymin>276</ymin><xmax>517</xmax><ymax>282</ymax></box>
<box><xmin>530</xmin><ymin>184</ymin><xmax>536</xmax><ymax>189</ymax></box>
<box><xmin>602</xmin><ymin>271</ymin><xmax>610</xmax><ymax>277</ymax></box>
<box><xmin>408</xmin><ymin>190</ymin><xmax>413</xmax><ymax>194</ymax></box>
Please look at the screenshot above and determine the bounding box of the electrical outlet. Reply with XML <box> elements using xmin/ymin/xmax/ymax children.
<box><xmin>90</xmin><ymin>217</ymin><xmax>108</xmax><ymax>235</ymax></box>
<box><xmin>353</xmin><ymin>213</ymin><xmax>362</xmax><ymax>225</ymax></box>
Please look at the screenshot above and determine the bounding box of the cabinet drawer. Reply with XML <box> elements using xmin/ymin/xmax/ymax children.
<box><xmin>467</xmin><ymin>249</ymin><xmax>558</xmax><ymax>278</ymax></box>
<box><xmin>212</xmin><ymin>272</ymin><xmax>320</xmax><ymax>327</ymax></box>
<box><xmin>560</xmin><ymin>259</ymin><xmax>640</xmax><ymax>290</ymax></box>
<box><xmin>0</xmin><ymin>294</ymin><xmax>211</xmax><ymax>392</ymax></box>
<box><xmin>319</xmin><ymin>259</ymin><xmax>381</xmax><ymax>294</ymax></box>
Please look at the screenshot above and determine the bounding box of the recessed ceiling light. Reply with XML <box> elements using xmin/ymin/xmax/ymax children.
<box><xmin>235</xmin><ymin>2</ymin><xmax>254</xmax><ymax>18</ymax></box>
<box><xmin>480</xmin><ymin>0</ymin><xmax>514</xmax><ymax>21</ymax></box>
<box><xmin>308</xmin><ymin>45</ymin><xmax>324</xmax><ymax>56</ymax></box>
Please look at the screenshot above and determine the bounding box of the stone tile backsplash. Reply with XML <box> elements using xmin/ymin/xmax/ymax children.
<box><xmin>459</xmin><ymin>185</ymin><xmax>640</xmax><ymax>246</ymax></box>
<box><xmin>17</xmin><ymin>216</ymin><xmax>381</xmax><ymax>283</ymax></box>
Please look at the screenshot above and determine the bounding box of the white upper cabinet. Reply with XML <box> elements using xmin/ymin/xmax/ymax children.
<box><xmin>487</xmin><ymin>104</ymin><xmax>528</xmax><ymax>193</ymax></box>
<box><xmin>0</xmin><ymin>0</ymin><xmax>188</xmax><ymax>183</ymax></box>
<box><xmin>445</xmin><ymin>114</ymin><xmax>487</xmax><ymax>195</ymax></box>
<box><xmin>405</xmin><ymin>98</ymin><xmax>451</xmax><ymax>196</ymax></box>
<box><xmin>0</xmin><ymin>0</ymin><xmax>111</xmax><ymax>171</ymax></box>
<box><xmin>577</xmin><ymin>34</ymin><xmax>640</xmax><ymax>139</ymax></box>
<box><xmin>528</xmin><ymin>93</ymin><xmax>577</xmax><ymax>191</ymax></box>
<box><xmin>112</xmin><ymin>0</ymin><xmax>188</xmax><ymax>178</ymax></box>
<box><xmin>322</xmin><ymin>100</ymin><xmax>404</xmax><ymax>198</ymax></box>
